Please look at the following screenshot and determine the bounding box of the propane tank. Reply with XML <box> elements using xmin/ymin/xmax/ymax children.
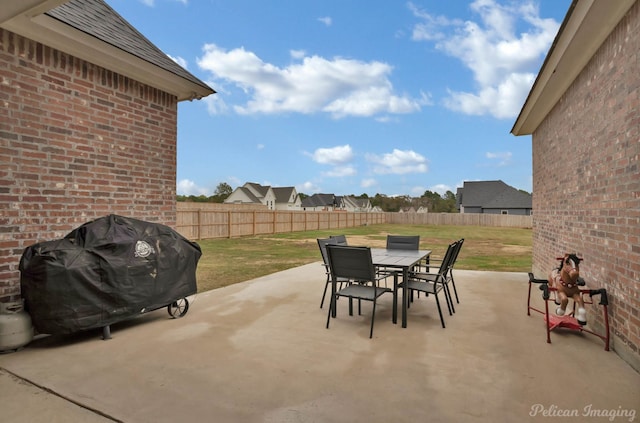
<box><xmin>0</xmin><ymin>300</ymin><xmax>34</xmax><ymax>352</ymax></box>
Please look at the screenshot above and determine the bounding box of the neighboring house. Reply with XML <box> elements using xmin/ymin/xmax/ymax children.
<box><xmin>399</xmin><ymin>207</ymin><xmax>417</xmax><ymax>213</ymax></box>
<box><xmin>224</xmin><ymin>183</ymin><xmax>300</xmax><ymax>210</ymax></box>
<box><xmin>272</xmin><ymin>187</ymin><xmax>302</xmax><ymax>211</ymax></box>
<box><xmin>456</xmin><ymin>181</ymin><xmax>532</xmax><ymax>215</ymax></box>
<box><xmin>416</xmin><ymin>207</ymin><xmax>428</xmax><ymax>214</ymax></box>
<box><xmin>511</xmin><ymin>1</ymin><xmax>638</xmax><ymax>370</ymax></box>
<box><xmin>301</xmin><ymin>194</ymin><xmax>340</xmax><ymax>211</ymax></box>
<box><xmin>0</xmin><ymin>0</ymin><xmax>214</xmax><ymax>302</ymax></box>
<box><xmin>340</xmin><ymin>196</ymin><xmax>372</xmax><ymax>212</ymax></box>
<box><xmin>225</xmin><ymin>182</ymin><xmax>276</xmax><ymax>209</ymax></box>
<box><xmin>301</xmin><ymin>194</ymin><xmax>372</xmax><ymax>212</ymax></box>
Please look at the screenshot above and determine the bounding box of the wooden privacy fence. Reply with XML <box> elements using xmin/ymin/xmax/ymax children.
<box><xmin>176</xmin><ymin>209</ymin><xmax>386</xmax><ymax>240</ymax></box>
<box><xmin>388</xmin><ymin>212</ymin><xmax>532</xmax><ymax>228</ymax></box>
<box><xmin>176</xmin><ymin>205</ymin><xmax>531</xmax><ymax>240</ymax></box>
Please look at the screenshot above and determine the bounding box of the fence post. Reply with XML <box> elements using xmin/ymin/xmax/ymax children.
<box><xmin>197</xmin><ymin>209</ymin><xmax>202</xmax><ymax>240</ymax></box>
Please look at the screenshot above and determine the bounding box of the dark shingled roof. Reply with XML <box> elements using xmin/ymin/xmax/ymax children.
<box><xmin>46</xmin><ymin>0</ymin><xmax>211</xmax><ymax>92</ymax></box>
<box><xmin>457</xmin><ymin>180</ymin><xmax>531</xmax><ymax>210</ymax></box>
<box><xmin>272</xmin><ymin>187</ymin><xmax>297</xmax><ymax>203</ymax></box>
<box><xmin>301</xmin><ymin>194</ymin><xmax>337</xmax><ymax>208</ymax></box>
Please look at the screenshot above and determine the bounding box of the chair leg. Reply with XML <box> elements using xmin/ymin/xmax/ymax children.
<box><xmin>326</xmin><ymin>294</ymin><xmax>334</xmax><ymax>328</ymax></box>
<box><xmin>370</xmin><ymin>299</ymin><xmax>377</xmax><ymax>338</ymax></box>
<box><xmin>435</xmin><ymin>293</ymin><xmax>445</xmax><ymax>329</ymax></box>
<box><xmin>442</xmin><ymin>282</ymin><xmax>455</xmax><ymax>315</ymax></box>
<box><xmin>320</xmin><ymin>278</ymin><xmax>330</xmax><ymax>309</ymax></box>
<box><xmin>451</xmin><ymin>274</ymin><xmax>460</xmax><ymax>303</ymax></box>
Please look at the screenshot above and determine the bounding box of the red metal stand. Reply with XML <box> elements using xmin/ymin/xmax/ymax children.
<box><xmin>527</xmin><ymin>273</ymin><xmax>610</xmax><ymax>351</ymax></box>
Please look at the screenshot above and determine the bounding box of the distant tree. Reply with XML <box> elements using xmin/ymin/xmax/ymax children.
<box><xmin>420</xmin><ymin>190</ymin><xmax>457</xmax><ymax>213</ymax></box>
<box><xmin>215</xmin><ymin>182</ymin><xmax>233</xmax><ymax>197</ymax></box>
<box><xmin>370</xmin><ymin>193</ymin><xmax>412</xmax><ymax>212</ymax></box>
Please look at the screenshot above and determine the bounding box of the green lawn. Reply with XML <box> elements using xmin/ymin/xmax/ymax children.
<box><xmin>194</xmin><ymin>224</ymin><xmax>532</xmax><ymax>293</ymax></box>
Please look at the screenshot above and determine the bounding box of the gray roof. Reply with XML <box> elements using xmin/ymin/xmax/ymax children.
<box><xmin>272</xmin><ymin>187</ymin><xmax>297</xmax><ymax>203</ymax></box>
<box><xmin>457</xmin><ymin>180</ymin><xmax>531</xmax><ymax>210</ymax></box>
<box><xmin>46</xmin><ymin>0</ymin><xmax>212</xmax><ymax>93</ymax></box>
<box><xmin>236</xmin><ymin>187</ymin><xmax>262</xmax><ymax>203</ymax></box>
<box><xmin>301</xmin><ymin>194</ymin><xmax>336</xmax><ymax>208</ymax></box>
<box><xmin>245</xmin><ymin>182</ymin><xmax>271</xmax><ymax>198</ymax></box>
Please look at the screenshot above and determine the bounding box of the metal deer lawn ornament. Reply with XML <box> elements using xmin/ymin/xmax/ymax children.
<box><xmin>548</xmin><ymin>254</ymin><xmax>586</xmax><ymax>325</ymax></box>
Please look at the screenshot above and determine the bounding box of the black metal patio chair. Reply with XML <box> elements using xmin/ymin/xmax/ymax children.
<box><xmin>326</xmin><ymin>245</ymin><xmax>392</xmax><ymax>338</ymax></box>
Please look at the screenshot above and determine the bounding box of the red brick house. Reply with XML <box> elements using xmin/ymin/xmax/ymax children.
<box><xmin>0</xmin><ymin>0</ymin><xmax>214</xmax><ymax>302</ymax></box>
<box><xmin>512</xmin><ymin>1</ymin><xmax>639</xmax><ymax>370</ymax></box>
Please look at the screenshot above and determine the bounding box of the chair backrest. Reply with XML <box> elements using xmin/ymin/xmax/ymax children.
<box><xmin>317</xmin><ymin>238</ymin><xmax>338</xmax><ymax>266</ymax></box>
<box><xmin>449</xmin><ymin>238</ymin><xmax>464</xmax><ymax>267</ymax></box>
<box><xmin>386</xmin><ymin>235</ymin><xmax>420</xmax><ymax>250</ymax></box>
<box><xmin>329</xmin><ymin>234</ymin><xmax>348</xmax><ymax>246</ymax></box>
<box><xmin>326</xmin><ymin>245</ymin><xmax>376</xmax><ymax>282</ymax></box>
<box><xmin>436</xmin><ymin>241</ymin><xmax>458</xmax><ymax>276</ymax></box>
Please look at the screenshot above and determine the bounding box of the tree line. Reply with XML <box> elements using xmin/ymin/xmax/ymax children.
<box><xmin>176</xmin><ymin>183</ymin><xmax>458</xmax><ymax>213</ymax></box>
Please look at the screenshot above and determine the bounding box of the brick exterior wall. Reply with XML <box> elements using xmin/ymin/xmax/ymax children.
<box><xmin>531</xmin><ymin>2</ymin><xmax>639</xmax><ymax>370</ymax></box>
<box><xmin>0</xmin><ymin>29</ymin><xmax>179</xmax><ymax>302</ymax></box>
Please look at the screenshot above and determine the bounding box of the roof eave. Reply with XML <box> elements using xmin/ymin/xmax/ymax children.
<box><xmin>0</xmin><ymin>0</ymin><xmax>67</xmax><ymax>23</ymax></box>
<box><xmin>1</xmin><ymin>12</ymin><xmax>214</xmax><ymax>102</ymax></box>
<box><xmin>511</xmin><ymin>0</ymin><xmax>635</xmax><ymax>136</ymax></box>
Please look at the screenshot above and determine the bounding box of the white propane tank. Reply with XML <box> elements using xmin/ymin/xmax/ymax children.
<box><xmin>0</xmin><ymin>300</ymin><xmax>34</xmax><ymax>352</ymax></box>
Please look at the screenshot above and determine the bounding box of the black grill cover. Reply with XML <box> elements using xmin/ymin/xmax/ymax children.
<box><xmin>19</xmin><ymin>214</ymin><xmax>201</xmax><ymax>334</ymax></box>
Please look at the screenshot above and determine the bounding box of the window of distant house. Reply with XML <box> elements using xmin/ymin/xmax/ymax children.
<box><xmin>501</xmin><ymin>210</ymin><xmax>508</xmax><ymax>215</ymax></box>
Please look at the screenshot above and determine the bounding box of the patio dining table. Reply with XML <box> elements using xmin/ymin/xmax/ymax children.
<box><xmin>370</xmin><ymin>248</ymin><xmax>431</xmax><ymax>328</ymax></box>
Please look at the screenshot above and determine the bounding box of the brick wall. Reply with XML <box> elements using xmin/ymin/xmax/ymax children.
<box><xmin>531</xmin><ymin>2</ymin><xmax>639</xmax><ymax>370</ymax></box>
<box><xmin>0</xmin><ymin>29</ymin><xmax>179</xmax><ymax>302</ymax></box>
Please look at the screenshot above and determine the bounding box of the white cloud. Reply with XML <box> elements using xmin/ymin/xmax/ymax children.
<box><xmin>361</xmin><ymin>178</ymin><xmax>377</xmax><ymax>188</ymax></box>
<box><xmin>257</xmin><ymin>144</ymin><xmax>265</xmax><ymax>150</ymax></box>
<box><xmin>140</xmin><ymin>0</ymin><xmax>187</xmax><ymax>6</ymax></box>
<box><xmin>311</xmin><ymin>145</ymin><xmax>353</xmax><ymax>165</ymax></box>
<box><xmin>429</xmin><ymin>184</ymin><xmax>453</xmax><ymax>195</ymax></box>
<box><xmin>203</xmin><ymin>93</ymin><xmax>229</xmax><ymax>115</ymax></box>
<box><xmin>486</xmin><ymin>151</ymin><xmax>512</xmax><ymax>166</ymax></box>
<box><xmin>410</xmin><ymin>0</ymin><xmax>561</xmax><ymax>119</ymax></box>
<box><xmin>325</xmin><ymin>166</ymin><xmax>356</xmax><ymax>178</ymax></box>
<box><xmin>197</xmin><ymin>44</ymin><xmax>425</xmax><ymax>118</ymax></box>
<box><xmin>410</xmin><ymin>185</ymin><xmax>426</xmax><ymax>196</ymax></box>
<box><xmin>318</xmin><ymin>16</ymin><xmax>332</xmax><ymax>26</ymax></box>
<box><xmin>177</xmin><ymin>179</ymin><xmax>211</xmax><ymax>196</ymax></box>
<box><xmin>366</xmin><ymin>149</ymin><xmax>428</xmax><ymax>175</ymax></box>
<box><xmin>168</xmin><ymin>54</ymin><xmax>187</xmax><ymax>69</ymax></box>
<box><xmin>298</xmin><ymin>181</ymin><xmax>320</xmax><ymax>193</ymax></box>
<box><xmin>290</xmin><ymin>49</ymin><xmax>306</xmax><ymax>59</ymax></box>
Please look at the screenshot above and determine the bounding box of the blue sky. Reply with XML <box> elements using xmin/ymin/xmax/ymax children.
<box><xmin>108</xmin><ymin>0</ymin><xmax>572</xmax><ymax>197</ymax></box>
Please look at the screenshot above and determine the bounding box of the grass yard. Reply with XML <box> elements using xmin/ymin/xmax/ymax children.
<box><xmin>194</xmin><ymin>224</ymin><xmax>532</xmax><ymax>293</ymax></box>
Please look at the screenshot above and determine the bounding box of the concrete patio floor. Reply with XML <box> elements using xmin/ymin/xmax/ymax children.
<box><xmin>1</xmin><ymin>264</ymin><xmax>638</xmax><ymax>423</ymax></box>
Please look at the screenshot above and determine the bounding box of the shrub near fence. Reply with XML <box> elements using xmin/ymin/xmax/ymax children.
<box><xmin>175</xmin><ymin>203</ymin><xmax>532</xmax><ymax>240</ymax></box>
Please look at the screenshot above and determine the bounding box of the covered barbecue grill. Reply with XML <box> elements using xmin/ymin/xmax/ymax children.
<box><xmin>19</xmin><ymin>214</ymin><xmax>201</xmax><ymax>337</ymax></box>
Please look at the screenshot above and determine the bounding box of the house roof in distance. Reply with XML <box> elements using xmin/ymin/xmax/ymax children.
<box><xmin>456</xmin><ymin>180</ymin><xmax>531</xmax><ymax>210</ymax></box>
